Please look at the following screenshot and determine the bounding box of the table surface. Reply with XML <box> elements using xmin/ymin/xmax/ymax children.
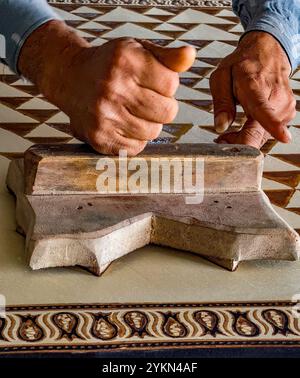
<box><xmin>0</xmin><ymin>0</ymin><xmax>300</xmax><ymax>354</ymax></box>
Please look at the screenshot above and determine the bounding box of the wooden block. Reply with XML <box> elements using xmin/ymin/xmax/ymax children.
<box><xmin>24</xmin><ymin>143</ymin><xmax>263</xmax><ymax>195</ymax></box>
<box><xmin>6</xmin><ymin>143</ymin><xmax>300</xmax><ymax>275</ymax></box>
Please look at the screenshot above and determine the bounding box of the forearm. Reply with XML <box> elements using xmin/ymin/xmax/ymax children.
<box><xmin>18</xmin><ymin>20</ymin><xmax>89</xmax><ymax>106</ymax></box>
<box><xmin>233</xmin><ymin>0</ymin><xmax>300</xmax><ymax>71</ymax></box>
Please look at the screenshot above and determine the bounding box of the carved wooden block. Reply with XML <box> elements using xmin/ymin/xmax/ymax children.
<box><xmin>24</xmin><ymin>143</ymin><xmax>262</xmax><ymax>195</ymax></box>
<box><xmin>6</xmin><ymin>143</ymin><xmax>300</xmax><ymax>275</ymax></box>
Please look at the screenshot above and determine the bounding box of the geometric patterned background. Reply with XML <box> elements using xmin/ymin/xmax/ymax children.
<box><xmin>1</xmin><ymin>0</ymin><xmax>300</xmax><ymax>237</ymax></box>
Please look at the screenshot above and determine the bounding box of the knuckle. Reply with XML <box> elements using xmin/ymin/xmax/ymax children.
<box><xmin>162</xmin><ymin>99</ymin><xmax>179</xmax><ymax>123</ymax></box>
<box><xmin>103</xmin><ymin>135</ymin><xmax>125</xmax><ymax>155</ymax></box>
<box><xmin>147</xmin><ymin>124</ymin><xmax>163</xmax><ymax>140</ymax></box>
<box><xmin>166</xmin><ymin>73</ymin><xmax>180</xmax><ymax>95</ymax></box>
<box><xmin>128</xmin><ymin>141</ymin><xmax>147</xmax><ymax>156</ymax></box>
<box><xmin>212</xmin><ymin>96</ymin><xmax>235</xmax><ymax>114</ymax></box>
<box><xmin>114</xmin><ymin>50</ymin><xmax>128</xmax><ymax>69</ymax></box>
<box><xmin>130</xmin><ymin>122</ymin><xmax>162</xmax><ymax>141</ymax></box>
<box><xmin>112</xmin><ymin>40</ymin><xmax>134</xmax><ymax>68</ymax></box>
<box><xmin>90</xmin><ymin>138</ymin><xmax>109</xmax><ymax>154</ymax></box>
<box><xmin>213</xmin><ymin>99</ymin><xmax>234</xmax><ymax>112</ymax></box>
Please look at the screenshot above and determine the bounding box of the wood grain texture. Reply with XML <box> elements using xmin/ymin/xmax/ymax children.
<box><xmin>24</xmin><ymin>143</ymin><xmax>263</xmax><ymax>195</ymax></box>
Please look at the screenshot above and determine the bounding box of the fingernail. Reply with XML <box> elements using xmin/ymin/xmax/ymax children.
<box><xmin>283</xmin><ymin>128</ymin><xmax>292</xmax><ymax>142</ymax></box>
<box><xmin>215</xmin><ymin>112</ymin><xmax>230</xmax><ymax>134</ymax></box>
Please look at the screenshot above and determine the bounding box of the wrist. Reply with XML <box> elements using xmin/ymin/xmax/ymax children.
<box><xmin>18</xmin><ymin>20</ymin><xmax>90</xmax><ymax>106</ymax></box>
<box><xmin>239</xmin><ymin>31</ymin><xmax>292</xmax><ymax>76</ymax></box>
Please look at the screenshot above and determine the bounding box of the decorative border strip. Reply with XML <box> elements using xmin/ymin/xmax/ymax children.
<box><xmin>48</xmin><ymin>0</ymin><xmax>232</xmax><ymax>7</ymax></box>
<box><xmin>0</xmin><ymin>301</ymin><xmax>299</xmax><ymax>354</ymax></box>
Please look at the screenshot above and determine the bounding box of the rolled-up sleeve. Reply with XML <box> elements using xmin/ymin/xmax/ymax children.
<box><xmin>233</xmin><ymin>0</ymin><xmax>300</xmax><ymax>71</ymax></box>
<box><xmin>0</xmin><ymin>0</ymin><xmax>61</xmax><ymax>73</ymax></box>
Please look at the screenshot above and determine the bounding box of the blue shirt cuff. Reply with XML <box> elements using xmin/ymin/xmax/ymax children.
<box><xmin>0</xmin><ymin>0</ymin><xmax>61</xmax><ymax>74</ymax></box>
<box><xmin>243</xmin><ymin>15</ymin><xmax>297</xmax><ymax>72</ymax></box>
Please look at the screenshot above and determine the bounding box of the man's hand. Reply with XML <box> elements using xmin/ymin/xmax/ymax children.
<box><xmin>210</xmin><ymin>31</ymin><xmax>296</xmax><ymax>149</ymax></box>
<box><xmin>18</xmin><ymin>21</ymin><xmax>195</xmax><ymax>156</ymax></box>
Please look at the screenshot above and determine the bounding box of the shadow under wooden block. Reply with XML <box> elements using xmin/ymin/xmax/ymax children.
<box><xmin>6</xmin><ymin>143</ymin><xmax>300</xmax><ymax>275</ymax></box>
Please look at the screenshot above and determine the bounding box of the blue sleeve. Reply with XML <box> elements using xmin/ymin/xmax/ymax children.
<box><xmin>0</xmin><ymin>0</ymin><xmax>61</xmax><ymax>73</ymax></box>
<box><xmin>232</xmin><ymin>0</ymin><xmax>300</xmax><ymax>71</ymax></box>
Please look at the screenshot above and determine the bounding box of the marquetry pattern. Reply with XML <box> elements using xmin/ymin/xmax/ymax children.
<box><xmin>0</xmin><ymin>302</ymin><xmax>299</xmax><ymax>353</ymax></box>
<box><xmin>1</xmin><ymin>1</ymin><xmax>300</xmax><ymax>230</ymax></box>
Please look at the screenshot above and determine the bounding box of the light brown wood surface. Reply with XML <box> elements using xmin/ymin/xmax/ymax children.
<box><xmin>24</xmin><ymin>143</ymin><xmax>263</xmax><ymax>195</ymax></box>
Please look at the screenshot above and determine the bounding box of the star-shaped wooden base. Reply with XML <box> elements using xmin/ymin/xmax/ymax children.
<box><xmin>6</xmin><ymin>144</ymin><xmax>300</xmax><ymax>275</ymax></box>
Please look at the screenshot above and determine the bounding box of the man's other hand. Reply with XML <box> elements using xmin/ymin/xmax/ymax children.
<box><xmin>210</xmin><ymin>31</ymin><xmax>296</xmax><ymax>149</ymax></box>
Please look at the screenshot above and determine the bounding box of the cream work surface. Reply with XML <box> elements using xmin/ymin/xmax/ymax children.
<box><xmin>0</xmin><ymin>0</ymin><xmax>300</xmax><ymax>353</ymax></box>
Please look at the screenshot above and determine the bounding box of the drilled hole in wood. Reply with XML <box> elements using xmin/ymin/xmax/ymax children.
<box><xmin>88</xmin><ymin>203</ymin><xmax>93</xmax><ymax>207</ymax></box>
<box><xmin>227</xmin><ymin>206</ymin><xmax>232</xmax><ymax>209</ymax></box>
<box><xmin>77</xmin><ymin>206</ymin><xmax>83</xmax><ymax>210</ymax></box>
<box><xmin>214</xmin><ymin>200</ymin><xmax>219</xmax><ymax>203</ymax></box>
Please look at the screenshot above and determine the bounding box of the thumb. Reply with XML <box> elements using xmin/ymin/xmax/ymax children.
<box><xmin>139</xmin><ymin>39</ymin><xmax>196</xmax><ymax>73</ymax></box>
